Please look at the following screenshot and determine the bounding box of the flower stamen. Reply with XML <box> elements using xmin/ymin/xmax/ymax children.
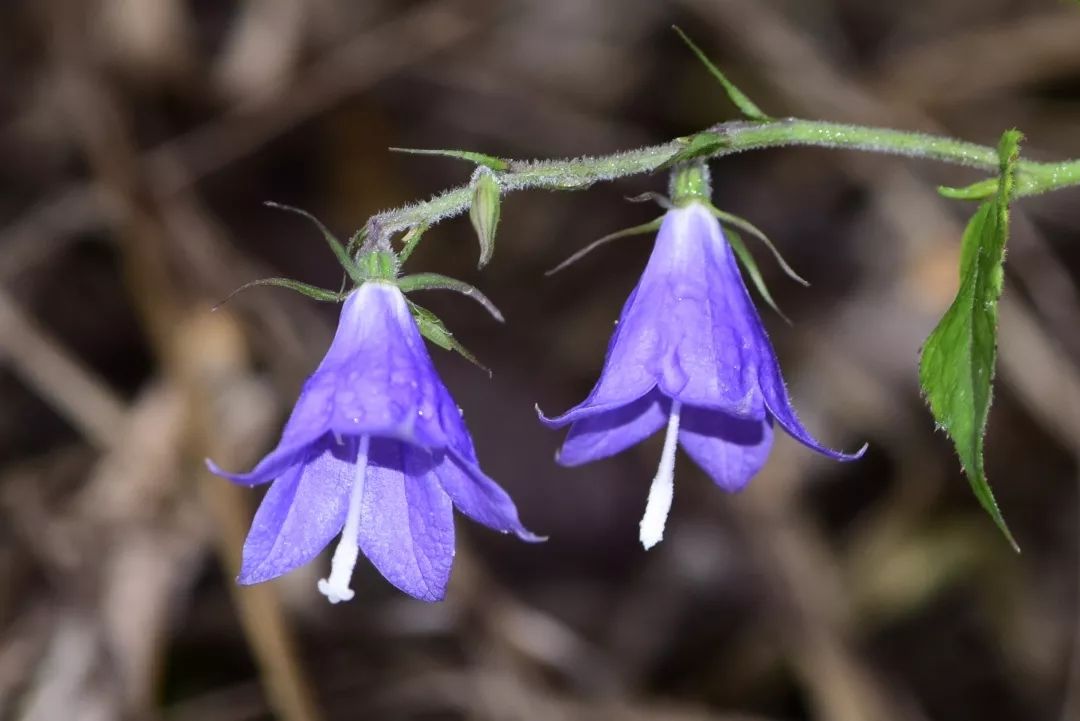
<box><xmin>639</xmin><ymin>401</ymin><xmax>682</xmax><ymax>550</ymax></box>
<box><xmin>318</xmin><ymin>434</ymin><xmax>371</xmax><ymax>603</ymax></box>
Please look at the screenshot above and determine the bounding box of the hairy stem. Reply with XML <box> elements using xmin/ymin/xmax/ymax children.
<box><xmin>365</xmin><ymin>117</ymin><xmax>1080</xmax><ymax>244</ymax></box>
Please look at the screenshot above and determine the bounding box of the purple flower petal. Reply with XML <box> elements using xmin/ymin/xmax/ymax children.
<box><xmin>544</xmin><ymin>205</ymin><xmax>768</xmax><ymax>425</ymax></box>
<box><xmin>439</xmin><ymin>395</ymin><xmax>478</xmax><ymax>463</ymax></box>
<box><xmin>757</xmin><ymin>356</ymin><xmax>867</xmax><ymax>461</ymax></box>
<box><xmin>238</xmin><ymin>438</ymin><xmax>355</xmax><ymax>584</ymax></box>
<box><xmin>678</xmin><ymin>408</ymin><xmax>773</xmax><ymax>491</ymax></box>
<box><xmin>556</xmin><ymin>389</ymin><xmax>669</xmax><ymax>466</ymax></box>
<box><xmin>539</xmin><ymin>285</ymin><xmax>660</xmax><ymax>426</ymax></box>
<box><xmin>356</xmin><ymin>439</ymin><xmax>455</xmax><ymax>601</ymax></box>
<box><xmin>206</xmin><ymin>439</ymin><xmax>313</xmax><ymax>487</ymax></box>
<box><xmin>209</xmin><ymin>282</ymin><xmax>481</xmax><ymax>485</ymax></box>
<box><xmin>438</xmin><ymin>450</ymin><xmax>545</xmax><ymax>541</ymax></box>
<box><xmin>687</xmin><ymin>203</ymin><xmax>865</xmax><ymax>462</ymax></box>
<box><xmin>278</xmin><ymin>282</ymin><xmax>469</xmax><ymax>451</ymax></box>
<box><xmin>648</xmin><ymin>206</ymin><xmax>766</xmax><ymax>417</ymax></box>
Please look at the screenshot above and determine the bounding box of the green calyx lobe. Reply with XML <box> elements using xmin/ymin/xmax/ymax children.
<box><xmin>545</xmin><ymin>218</ymin><xmax>663</xmax><ymax>276</ymax></box>
<box><xmin>358</xmin><ymin>250</ymin><xmax>398</xmax><ymax>281</ymax></box>
<box><xmin>708</xmin><ymin>204</ymin><xmax>808</xmax><ymax>324</ymax></box>
<box><xmin>407</xmin><ymin>300</ymin><xmax>491</xmax><ymax>376</ymax></box>
<box><xmin>666</xmin><ymin>163</ymin><xmax>808</xmax><ymax>323</ymax></box>
<box><xmin>215</xmin><ymin>203</ymin><xmax>498</xmax><ymax>374</ymax></box>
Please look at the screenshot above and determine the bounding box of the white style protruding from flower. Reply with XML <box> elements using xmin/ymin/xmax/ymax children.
<box><xmin>318</xmin><ymin>434</ymin><xmax>371</xmax><ymax>603</ymax></box>
<box><xmin>639</xmin><ymin>400</ymin><xmax>682</xmax><ymax>550</ymax></box>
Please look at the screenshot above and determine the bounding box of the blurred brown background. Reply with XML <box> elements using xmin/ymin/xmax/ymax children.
<box><xmin>2</xmin><ymin>1</ymin><xmax>1080</xmax><ymax>720</ymax></box>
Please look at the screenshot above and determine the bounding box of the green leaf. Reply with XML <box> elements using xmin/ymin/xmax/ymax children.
<box><xmin>918</xmin><ymin>129</ymin><xmax>1023</xmax><ymax>551</ymax></box>
<box><xmin>408</xmin><ymin>300</ymin><xmax>491</xmax><ymax>376</ymax></box>
<box><xmin>708</xmin><ymin>206</ymin><xmax>809</xmax><ymax>286</ymax></box>
<box><xmin>725</xmin><ymin>228</ymin><xmax>790</xmax><ymax>324</ymax></box>
<box><xmin>672</xmin><ymin>26</ymin><xmax>769</xmax><ymax>121</ymax></box>
<box><xmin>213</xmin><ymin>277</ymin><xmax>346</xmax><ymax>309</ymax></box>
<box><xmin>264</xmin><ymin>202</ymin><xmax>365</xmax><ymax>283</ymax></box>
<box><xmin>388</xmin><ymin>147</ymin><xmax>509</xmax><ymax>171</ymax></box>
<box><xmin>663</xmin><ymin>132</ymin><xmax>729</xmax><ymax>168</ymax></box>
<box><xmin>397</xmin><ymin>272</ymin><xmax>504</xmax><ymax>322</ymax></box>
<box><xmin>545</xmin><ymin>218</ymin><xmax>663</xmax><ymax>276</ymax></box>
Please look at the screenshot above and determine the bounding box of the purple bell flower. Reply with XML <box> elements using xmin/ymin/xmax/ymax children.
<box><xmin>541</xmin><ymin>200</ymin><xmax>864</xmax><ymax>549</ymax></box>
<box><xmin>210</xmin><ymin>281</ymin><xmax>539</xmax><ymax>603</ymax></box>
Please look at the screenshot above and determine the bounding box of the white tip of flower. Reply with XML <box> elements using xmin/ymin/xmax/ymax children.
<box><xmin>639</xmin><ymin>401</ymin><xmax>682</xmax><ymax>551</ymax></box>
<box><xmin>639</xmin><ymin>473</ymin><xmax>674</xmax><ymax>550</ymax></box>
<box><xmin>318</xmin><ymin>541</ymin><xmax>358</xmax><ymax>604</ymax></box>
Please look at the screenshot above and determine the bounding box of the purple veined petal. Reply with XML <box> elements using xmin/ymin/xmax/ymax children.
<box><xmin>537</xmin><ymin>383</ymin><xmax>659</xmax><ymax>428</ymax></box>
<box><xmin>207</xmin><ymin>437</ymin><xmax>315</xmax><ymax>487</ymax></box>
<box><xmin>555</xmin><ymin>389</ymin><xmax>670</xmax><ymax>466</ymax></box>
<box><xmin>739</xmin><ymin>288</ymin><xmax>865</xmax><ymax>461</ymax></box>
<box><xmin>757</xmin><ymin>357</ymin><xmax>867</xmax><ymax>461</ymax></box>
<box><xmin>683</xmin><ymin>203</ymin><xmax>866</xmax><ymax>462</ymax></box>
<box><xmin>549</xmin><ymin>206</ymin><xmax>768</xmax><ymax>426</ymax></box>
<box><xmin>678</xmin><ymin>408</ymin><xmax>774</xmax><ymax>492</ymax></box>
<box><xmin>237</xmin><ymin>437</ymin><xmax>356</xmax><ymax>584</ymax></box>
<box><xmin>539</xmin><ymin>284</ymin><xmax>663</xmax><ymax>426</ymax></box>
<box><xmin>438</xmin><ymin>449</ymin><xmax>545</xmax><ymax>542</ymax></box>
<box><xmin>631</xmin><ymin>205</ymin><xmax>767</xmax><ymax>416</ymax></box>
<box><xmin>272</xmin><ymin>282</ymin><xmax>468</xmax><ymax>453</ymax></box>
<box><xmin>356</xmin><ymin>439</ymin><xmax>456</xmax><ymax>602</ymax></box>
<box><xmin>649</xmin><ymin>205</ymin><xmax>765</xmax><ymax>417</ymax></box>
<box><xmin>438</xmin><ymin>395</ymin><xmax>479</xmax><ymax>463</ymax></box>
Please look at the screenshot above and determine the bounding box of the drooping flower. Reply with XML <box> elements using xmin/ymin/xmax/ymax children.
<box><xmin>541</xmin><ymin>199</ymin><xmax>865</xmax><ymax>549</ymax></box>
<box><xmin>210</xmin><ymin>280</ymin><xmax>540</xmax><ymax>603</ymax></box>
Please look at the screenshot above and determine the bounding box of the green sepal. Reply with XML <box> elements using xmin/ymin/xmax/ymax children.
<box><xmin>469</xmin><ymin>168</ymin><xmax>502</xmax><ymax>268</ymax></box>
<box><xmin>408</xmin><ymin>300</ymin><xmax>490</xmax><ymax>376</ymax></box>
<box><xmin>707</xmin><ymin>206</ymin><xmax>809</xmax><ymax>286</ymax></box>
<box><xmin>919</xmin><ymin>128</ymin><xmax>1023</xmax><ymax>552</ymax></box>
<box><xmin>938</xmin><ymin>178</ymin><xmax>998</xmax><ymax>200</ymax></box>
<box><xmin>625</xmin><ymin>192</ymin><xmax>674</xmax><ymax>209</ymax></box>
<box><xmin>663</xmin><ymin>132</ymin><xmax>729</xmax><ymax>168</ymax></box>
<box><xmin>389</xmin><ymin>147</ymin><xmax>509</xmax><ymax>172</ymax></box>
<box><xmin>346</xmin><ymin>226</ymin><xmax>368</xmax><ymax>257</ymax></box>
<box><xmin>725</xmin><ymin>228</ymin><xmax>790</xmax><ymax>324</ymax></box>
<box><xmin>213</xmin><ymin>277</ymin><xmax>346</xmax><ymax>310</ymax></box>
<box><xmin>264</xmin><ymin>202</ymin><xmax>365</xmax><ymax>284</ymax></box>
<box><xmin>545</xmin><ymin>218</ymin><xmax>663</xmax><ymax>276</ymax></box>
<box><xmin>672</xmin><ymin>26</ymin><xmax>769</xmax><ymax>121</ymax></box>
<box><xmin>397</xmin><ymin>272</ymin><xmax>504</xmax><ymax>323</ymax></box>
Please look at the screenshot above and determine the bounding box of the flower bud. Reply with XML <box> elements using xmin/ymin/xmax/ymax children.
<box><xmin>469</xmin><ymin>168</ymin><xmax>501</xmax><ymax>268</ymax></box>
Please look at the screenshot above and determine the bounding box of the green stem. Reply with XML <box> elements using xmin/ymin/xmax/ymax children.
<box><xmin>365</xmin><ymin>118</ymin><xmax>1080</xmax><ymax>243</ymax></box>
